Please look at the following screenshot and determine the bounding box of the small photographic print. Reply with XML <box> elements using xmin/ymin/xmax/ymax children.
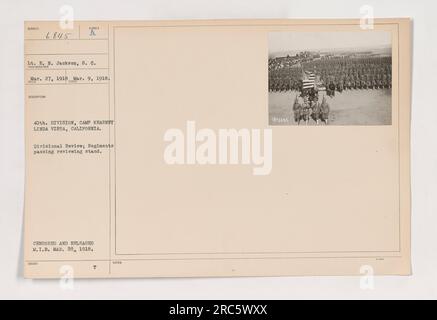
<box><xmin>268</xmin><ymin>31</ymin><xmax>392</xmax><ymax>125</ymax></box>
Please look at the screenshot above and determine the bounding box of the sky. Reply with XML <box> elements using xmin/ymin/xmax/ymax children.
<box><xmin>268</xmin><ymin>31</ymin><xmax>391</xmax><ymax>54</ymax></box>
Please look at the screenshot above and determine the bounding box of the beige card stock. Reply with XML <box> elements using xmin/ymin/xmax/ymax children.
<box><xmin>24</xmin><ymin>19</ymin><xmax>411</xmax><ymax>278</ymax></box>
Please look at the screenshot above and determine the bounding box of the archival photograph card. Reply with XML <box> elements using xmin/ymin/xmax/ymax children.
<box><xmin>24</xmin><ymin>19</ymin><xmax>411</xmax><ymax>278</ymax></box>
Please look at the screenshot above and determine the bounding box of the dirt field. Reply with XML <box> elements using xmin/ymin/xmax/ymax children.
<box><xmin>269</xmin><ymin>89</ymin><xmax>392</xmax><ymax>126</ymax></box>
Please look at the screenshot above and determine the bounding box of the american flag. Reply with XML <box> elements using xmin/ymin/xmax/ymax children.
<box><xmin>302</xmin><ymin>71</ymin><xmax>316</xmax><ymax>89</ymax></box>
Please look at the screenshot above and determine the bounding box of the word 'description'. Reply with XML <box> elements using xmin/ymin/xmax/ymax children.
<box><xmin>163</xmin><ymin>121</ymin><xmax>272</xmax><ymax>175</ymax></box>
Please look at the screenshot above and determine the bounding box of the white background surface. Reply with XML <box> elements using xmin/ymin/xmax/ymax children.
<box><xmin>0</xmin><ymin>0</ymin><xmax>436</xmax><ymax>299</ymax></box>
